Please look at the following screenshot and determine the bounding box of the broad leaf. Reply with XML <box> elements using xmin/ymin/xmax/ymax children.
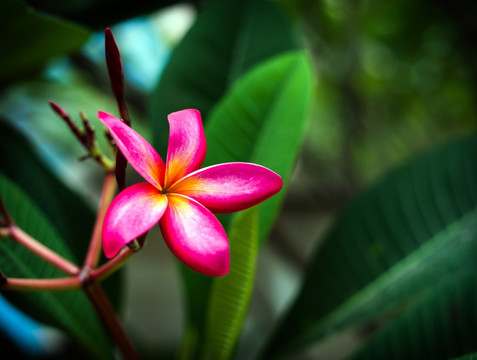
<box><xmin>453</xmin><ymin>353</ymin><xmax>477</xmax><ymax>360</ymax></box>
<box><xmin>0</xmin><ymin>121</ymin><xmax>122</xmax><ymax>309</ymax></box>
<box><xmin>23</xmin><ymin>0</ymin><xmax>181</xmax><ymax>29</ymax></box>
<box><xmin>0</xmin><ymin>121</ymin><xmax>93</xmax><ymax>260</ymax></box>
<box><xmin>151</xmin><ymin>0</ymin><xmax>297</xmax><ymax>156</ymax></box>
<box><xmin>204</xmin><ymin>208</ymin><xmax>259</xmax><ymax>360</ymax></box>
<box><xmin>178</xmin><ymin>51</ymin><xmax>312</xmax><ymax>358</ymax></box>
<box><xmin>0</xmin><ymin>175</ymin><xmax>112</xmax><ymax>359</ymax></box>
<box><xmin>0</xmin><ymin>0</ymin><xmax>90</xmax><ymax>87</ymax></box>
<box><xmin>351</xmin><ymin>271</ymin><xmax>477</xmax><ymax>360</ymax></box>
<box><xmin>261</xmin><ymin>134</ymin><xmax>477</xmax><ymax>357</ymax></box>
<box><xmin>205</xmin><ymin>51</ymin><xmax>312</xmax><ymax>240</ymax></box>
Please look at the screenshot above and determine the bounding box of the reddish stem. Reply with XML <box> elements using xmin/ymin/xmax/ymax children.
<box><xmin>85</xmin><ymin>284</ymin><xmax>140</xmax><ymax>360</ymax></box>
<box><xmin>0</xmin><ymin>196</ymin><xmax>13</xmax><ymax>226</ymax></box>
<box><xmin>3</xmin><ymin>276</ymin><xmax>81</xmax><ymax>291</ymax></box>
<box><xmin>9</xmin><ymin>226</ymin><xmax>79</xmax><ymax>275</ymax></box>
<box><xmin>90</xmin><ymin>247</ymin><xmax>134</xmax><ymax>283</ymax></box>
<box><xmin>84</xmin><ymin>172</ymin><xmax>117</xmax><ymax>268</ymax></box>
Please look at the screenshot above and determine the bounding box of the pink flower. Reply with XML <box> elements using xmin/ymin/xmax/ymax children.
<box><xmin>98</xmin><ymin>109</ymin><xmax>282</xmax><ymax>276</ymax></box>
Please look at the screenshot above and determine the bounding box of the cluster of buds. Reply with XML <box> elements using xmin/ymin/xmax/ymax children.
<box><xmin>49</xmin><ymin>101</ymin><xmax>114</xmax><ymax>171</ymax></box>
<box><xmin>49</xmin><ymin>28</ymin><xmax>130</xmax><ymax>189</ymax></box>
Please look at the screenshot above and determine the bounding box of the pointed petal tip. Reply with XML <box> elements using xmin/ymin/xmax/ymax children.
<box><xmin>165</xmin><ymin>108</ymin><xmax>206</xmax><ymax>185</ymax></box>
<box><xmin>97</xmin><ymin>111</ymin><xmax>165</xmax><ymax>188</ymax></box>
<box><xmin>172</xmin><ymin>162</ymin><xmax>284</xmax><ymax>213</ymax></box>
<box><xmin>168</xmin><ymin>108</ymin><xmax>201</xmax><ymax>119</ymax></box>
<box><xmin>102</xmin><ymin>238</ymin><xmax>123</xmax><ymax>259</ymax></box>
<box><xmin>189</xmin><ymin>251</ymin><xmax>230</xmax><ymax>277</ymax></box>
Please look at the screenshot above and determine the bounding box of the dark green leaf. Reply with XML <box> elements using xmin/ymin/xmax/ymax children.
<box><xmin>453</xmin><ymin>353</ymin><xmax>477</xmax><ymax>360</ymax></box>
<box><xmin>178</xmin><ymin>51</ymin><xmax>313</xmax><ymax>358</ymax></box>
<box><xmin>0</xmin><ymin>120</ymin><xmax>92</xmax><ymax>260</ymax></box>
<box><xmin>351</xmin><ymin>272</ymin><xmax>477</xmax><ymax>360</ymax></box>
<box><xmin>24</xmin><ymin>0</ymin><xmax>187</xmax><ymax>29</ymax></box>
<box><xmin>0</xmin><ymin>0</ymin><xmax>90</xmax><ymax>87</ymax></box>
<box><xmin>261</xmin><ymin>134</ymin><xmax>477</xmax><ymax>358</ymax></box>
<box><xmin>0</xmin><ymin>175</ymin><xmax>112</xmax><ymax>359</ymax></box>
<box><xmin>0</xmin><ymin>121</ymin><xmax>123</xmax><ymax>309</ymax></box>
<box><xmin>204</xmin><ymin>208</ymin><xmax>259</xmax><ymax>360</ymax></box>
<box><xmin>151</xmin><ymin>0</ymin><xmax>297</xmax><ymax>156</ymax></box>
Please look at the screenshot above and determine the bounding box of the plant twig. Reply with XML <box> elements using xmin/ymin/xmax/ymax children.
<box><xmin>85</xmin><ymin>284</ymin><xmax>140</xmax><ymax>360</ymax></box>
<box><xmin>90</xmin><ymin>247</ymin><xmax>135</xmax><ymax>283</ymax></box>
<box><xmin>8</xmin><ymin>226</ymin><xmax>79</xmax><ymax>275</ymax></box>
<box><xmin>49</xmin><ymin>101</ymin><xmax>114</xmax><ymax>171</ymax></box>
<box><xmin>84</xmin><ymin>172</ymin><xmax>117</xmax><ymax>268</ymax></box>
<box><xmin>0</xmin><ymin>196</ymin><xmax>13</xmax><ymax>226</ymax></box>
<box><xmin>1</xmin><ymin>276</ymin><xmax>81</xmax><ymax>291</ymax></box>
<box><xmin>91</xmin><ymin>232</ymin><xmax>147</xmax><ymax>283</ymax></box>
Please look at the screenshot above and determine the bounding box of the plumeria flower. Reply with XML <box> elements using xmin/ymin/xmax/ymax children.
<box><xmin>98</xmin><ymin>109</ymin><xmax>282</xmax><ymax>276</ymax></box>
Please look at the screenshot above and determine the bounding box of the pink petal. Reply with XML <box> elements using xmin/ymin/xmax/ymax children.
<box><xmin>98</xmin><ymin>111</ymin><xmax>165</xmax><ymax>189</ymax></box>
<box><xmin>169</xmin><ymin>162</ymin><xmax>283</xmax><ymax>213</ymax></box>
<box><xmin>165</xmin><ymin>109</ymin><xmax>206</xmax><ymax>187</ymax></box>
<box><xmin>159</xmin><ymin>194</ymin><xmax>229</xmax><ymax>276</ymax></box>
<box><xmin>102</xmin><ymin>182</ymin><xmax>167</xmax><ymax>258</ymax></box>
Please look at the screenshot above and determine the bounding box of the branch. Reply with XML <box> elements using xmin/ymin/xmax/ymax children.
<box><xmin>1</xmin><ymin>276</ymin><xmax>81</xmax><ymax>291</ymax></box>
<box><xmin>49</xmin><ymin>101</ymin><xmax>114</xmax><ymax>171</ymax></box>
<box><xmin>85</xmin><ymin>284</ymin><xmax>140</xmax><ymax>360</ymax></box>
<box><xmin>84</xmin><ymin>172</ymin><xmax>117</xmax><ymax>268</ymax></box>
<box><xmin>7</xmin><ymin>226</ymin><xmax>79</xmax><ymax>275</ymax></box>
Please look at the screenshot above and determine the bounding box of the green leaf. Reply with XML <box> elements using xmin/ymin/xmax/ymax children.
<box><xmin>351</xmin><ymin>272</ymin><xmax>477</xmax><ymax>360</ymax></box>
<box><xmin>0</xmin><ymin>0</ymin><xmax>90</xmax><ymax>87</ymax></box>
<box><xmin>204</xmin><ymin>208</ymin><xmax>259</xmax><ymax>360</ymax></box>
<box><xmin>0</xmin><ymin>121</ymin><xmax>92</xmax><ymax>260</ymax></box>
<box><xmin>205</xmin><ymin>51</ymin><xmax>312</xmax><ymax>239</ymax></box>
<box><xmin>0</xmin><ymin>175</ymin><xmax>112</xmax><ymax>359</ymax></box>
<box><xmin>178</xmin><ymin>51</ymin><xmax>313</xmax><ymax>358</ymax></box>
<box><xmin>24</xmin><ymin>0</ymin><xmax>180</xmax><ymax>29</ymax></box>
<box><xmin>453</xmin><ymin>353</ymin><xmax>477</xmax><ymax>360</ymax></box>
<box><xmin>151</xmin><ymin>0</ymin><xmax>297</xmax><ymax>156</ymax></box>
<box><xmin>0</xmin><ymin>121</ymin><xmax>123</xmax><ymax>309</ymax></box>
<box><xmin>260</xmin><ymin>134</ymin><xmax>477</xmax><ymax>358</ymax></box>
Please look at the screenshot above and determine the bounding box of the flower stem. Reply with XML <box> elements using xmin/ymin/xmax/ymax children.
<box><xmin>2</xmin><ymin>276</ymin><xmax>81</xmax><ymax>291</ymax></box>
<box><xmin>90</xmin><ymin>232</ymin><xmax>147</xmax><ymax>283</ymax></box>
<box><xmin>9</xmin><ymin>226</ymin><xmax>79</xmax><ymax>275</ymax></box>
<box><xmin>84</xmin><ymin>172</ymin><xmax>117</xmax><ymax>268</ymax></box>
<box><xmin>0</xmin><ymin>196</ymin><xmax>13</xmax><ymax>226</ymax></box>
<box><xmin>90</xmin><ymin>247</ymin><xmax>134</xmax><ymax>283</ymax></box>
<box><xmin>85</xmin><ymin>284</ymin><xmax>140</xmax><ymax>360</ymax></box>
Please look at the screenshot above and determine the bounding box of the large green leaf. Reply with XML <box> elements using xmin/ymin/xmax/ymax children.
<box><xmin>454</xmin><ymin>353</ymin><xmax>477</xmax><ymax>360</ymax></box>
<box><xmin>0</xmin><ymin>175</ymin><xmax>112</xmax><ymax>359</ymax></box>
<box><xmin>0</xmin><ymin>0</ymin><xmax>90</xmax><ymax>87</ymax></box>
<box><xmin>24</xmin><ymin>0</ymin><xmax>185</xmax><ymax>29</ymax></box>
<box><xmin>151</xmin><ymin>0</ymin><xmax>297</xmax><ymax>156</ymax></box>
<box><xmin>0</xmin><ymin>121</ymin><xmax>93</xmax><ymax>260</ymax></box>
<box><xmin>205</xmin><ymin>51</ymin><xmax>312</xmax><ymax>239</ymax></box>
<box><xmin>260</xmin><ymin>134</ymin><xmax>477</xmax><ymax>358</ymax></box>
<box><xmin>351</xmin><ymin>270</ymin><xmax>477</xmax><ymax>360</ymax></box>
<box><xmin>0</xmin><ymin>121</ymin><xmax>122</xmax><ymax>309</ymax></box>
<box><xmin>178</xmin><ymin>51</ymin><xmax>312</xmax><ymax>358</ymax></box>
<box><xmin>204</xmin><ymin>207</ymin><xmax>259</xmax><ymax>360</ymax></box>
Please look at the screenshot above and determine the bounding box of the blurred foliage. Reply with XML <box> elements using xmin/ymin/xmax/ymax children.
<box><xmin>0</xmin><ymin>174</ymin><xmax>112</xmax><ymax>359</ymax></box>
<box><xmin>24</xmin><ymin>0</ymin><xmax>200</xmax><ymax>30</ymax></box>
<box><xmin>1</xmin><ymin>0</ymin><xmax>477</xmax><ymax>359</ymax></box>
<box><xmin>0</xmin><ymin>0</ymin><xmax>90</xmax><ymax>88</ymax></box>
<box><xmin>262</xmin><ymin>134</ymin><xmax>477</xmax><ymax>359</ymax></box>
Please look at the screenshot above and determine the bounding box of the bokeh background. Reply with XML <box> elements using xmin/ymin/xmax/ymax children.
<box><xmin>1</xmin><ymin>0</ymin><xmax>477</xmax><ymax>359</ymax></box>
